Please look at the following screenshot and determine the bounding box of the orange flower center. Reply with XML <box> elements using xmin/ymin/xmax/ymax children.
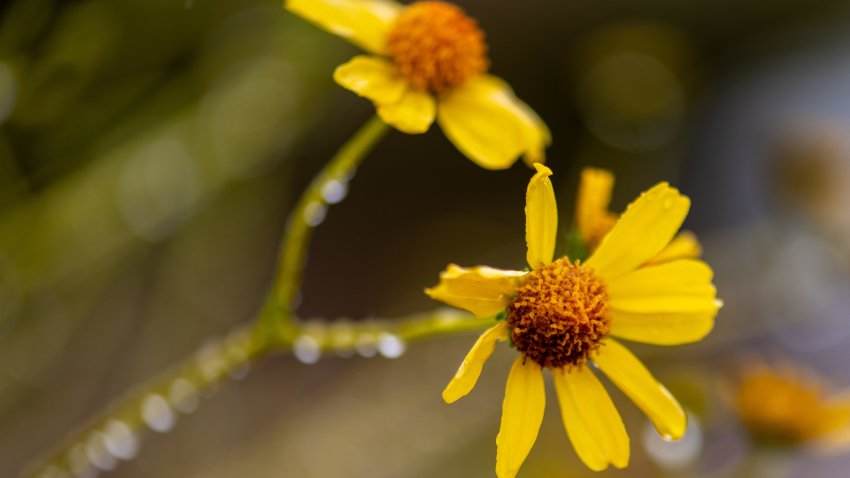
<box><xmin>507</xmin><ymin>258</ymin><xmax>610</xmax><ymax>369</ymax></box>
<box><xmin>386</xmin><ymin>1</ymin><xmax>488</xmax><ymax>93</ymax></box>
<box><xmin>736</xmin><ymin>372</ymin><xmax>830</xmax><ymax>445</ymax></box>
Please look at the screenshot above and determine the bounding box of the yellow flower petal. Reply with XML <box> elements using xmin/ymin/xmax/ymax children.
<box><xmin>819</xmin><ymin>397</ymin><xmax>850</xmax><ymax>435</ymax></box>
<box><xmin>333</xmin><ymin>55</ymin><xmax>407</xmax><ymax>105</ymax></box>
<box><xmin>377</xmin><ymin>87</ymin><xmax>436</xmax><ymax>133</ymax></box>
<box><xmin>813</xmin><ymin>398</ymin><xmax>850</xmax><ymax>452</ymax></box>
<box><xmin>593</xmin><ymin>339</ymin><xmax>687</xmax><ymax>440</ymax></box>
<box><xmin>647</xmin><ymin>231</ymin><xmax>703</xmax><ymax>265</ymax></box>
<box><xmin>576</xmin><ymin>167</ymin><xmax>615</xmax><ymax>246</ymax></box>
<box><xmin>553</xmin><ymin>367</ymin><xmax>630</xmax><ymax>471</ymax></box>
<box><xmin>443</xmin><ymin>322</ymin><xmax>509</xmax><ymax>404</ymax></box>
<box><xmin>525</xmin><ymin>164</ymin><xmax>557</xmax><ymax>269</ymax></box>
<box><xmin>609</xmin><ymin>309</ymin><xmax>715</xmax><ymax>345</ymax></box>
<box><xmin>516</xmin><ymin>103</ymin><xmax>551</xmax><ymax>166</ymax></box>
<box><xmin>471</xmin><ymin>76</ymin><xmax>551</xmax><ymax>166</ymax></box>
<box><xmin>285</xmin><ymin>0</ymin><xmax>401</xmax><ymax>54</ymax></box>
<box><xmin>607</xmin><ymin>259</ymin><xmax>720</xmax><ymax>314</ymax></box>
<box><xmin>425</xmin><ymin>264</ymin><xmax>524</xmax><ymax>319</ymax></box>
<box><xmin>496</xmin><ymin>357</ymin><xmax>545</xmax><ymax>478</ymax></box>
<box><xmin>585</xmin><ymin>182</ymin><xmax>690</xmax><ymax>281</ymax></box>
<box><xmin>436</xmin><ymin>76</ymin><xmax>530</xmax><ymax>170</ymax></box>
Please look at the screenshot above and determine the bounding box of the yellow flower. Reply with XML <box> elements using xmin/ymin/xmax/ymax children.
<box><xmin>574</xmin><ymin>167</ymin><xmax>702</xmax><ymax>262</ymax></box>
<box><xmin>736</xmin><ymin>363</ymin><xmax>850</xmax><ymax>450</ymax></box>
<box><xmin>284</xmin><ymin>0</ymin><xmax>550</xmax><ymax>169</ymax></box>
<box><xmin>427</xmin><ymin>164</ymin><xmax>721</xmax><ymax>476</ymax></box>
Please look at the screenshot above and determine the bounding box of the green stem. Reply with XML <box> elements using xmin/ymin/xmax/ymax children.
<box><xmin>266</xmin><ymin>115</ymin><xmax>389</xmax><ymax>342</ymax></box>
<box><xmin>25</xmin><ymin>116</ymin><xmax>454</xmax><ymax>477</ymax></box>
<box><xmin>23</xmin><ymin>323</ymin><xmax>266</xmax><ymax>478</ymax></box>
<box><xmin>22</xmin><ymin>309</ymin><xmax>486</xmax><ymax>477</ymax></box>
<box><xmin>295</xmin><ymin>309</ymin><xmax>489</xmax><ymax>354</ymax></box>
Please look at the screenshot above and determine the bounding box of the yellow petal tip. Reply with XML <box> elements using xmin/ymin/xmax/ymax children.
<box><xmin>532</xmin><ymin>163</ymin><xmax>552</xmax><ymax>176</ymax></box>
<box><xmin>442</xmin><ymin>388</ymin><xmax>458</xmax><ymax>404</ymax></box>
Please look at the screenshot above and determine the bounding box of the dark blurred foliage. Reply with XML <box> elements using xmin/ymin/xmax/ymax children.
<box><xmin>4</xmin><ymin>0</ymin><xmax>850</xmax><ymax>477</ymax></box>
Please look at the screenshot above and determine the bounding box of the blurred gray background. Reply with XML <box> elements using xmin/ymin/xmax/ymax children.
<box><xmin>3</xmin><ymin>0</ymin><xmax>850</xmax><ymax>476</ymax></box>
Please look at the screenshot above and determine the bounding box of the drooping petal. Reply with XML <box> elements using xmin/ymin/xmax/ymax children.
<box><xmin>607</xmin><ymin>259</ymin><xmax>720</xmax><ymax>314</ymax></box>
<box><xmin>647</xmin><ymin>231</ymin><xmax>703</xmax><ymax>265</ymax></box>
<box><xmin>496</xmin><ymin>357</ymin><xmax>546</xmax><ymax>478</ymax></box>
<box><xmin>515</xmin><ymin>100</ymin><xmax>551</xmax><ymax>167</ymax></box>
<box><xmin>576</xmin><ymin>167</ymin><xmax>615</xmax><ymax>246</ymax></box>
<box><xmin>437</xmin><ymin>76</ymin><xmax>536</xmax><ymax>170</ymax></box>
<box><xmin>593</xmin><ymin>339</ymin><xmax>687</xmax><ymax>440</ymax></box>
<box><xmin>584</xmin><ymin>183</ymin><xmax>690</xmax><ymax>281</ymax></box>
<box><xmin>443</xmin><ymin>322</ymin><xmax>509</xmax><ymax>403</ymax></box>
<box><xmin>425</xmin><ymin>264</ymin><xmax>524</xmax><ymax>319</ymax></box>
<box><xmin>608</xmin><ymin>309</ymin><xmax>715</xmax><ymax>345</ymax></box>
<box><xmin>525</xmin><ymin>164</ymin><xmax>557</xmax><ymax>269</ymax></box>
<box><xmin>553</xmin><ymin>367</ymin><xmax>630</xmax><ymax>471</ymax></box>
<box><xmin>333</xmin><ymin>55</ymin><xmax>407</xmax><ymax>105</ymax></box>
<box><xmin>377</xmin><ymin>88</ymin><xmax>436</xmax><ymax>133</ymax></box>
<box><xmin>285</xmin><ymin>0</ymin><xmax>402</xmax><ymax>54</ymax></box>
<box><xmin>472</xmin><ymin>76</ymin><xmax>551</xmax><ymax>166</ymax></box>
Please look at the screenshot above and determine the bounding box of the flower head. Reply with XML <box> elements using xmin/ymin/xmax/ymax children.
<box><xmin>426</xmin><ymin>165</ymin><xmax>721</xmax><ymax>475</ymax></box>
<box><xmin>736</xmin><ymin>363</ymin><xmax>850</xmax><ymax>450</ymax></box>
<box><xmin>285</xmin><ymin>0</ymin><xmax>550</xmax><ymax>169</ymax></box>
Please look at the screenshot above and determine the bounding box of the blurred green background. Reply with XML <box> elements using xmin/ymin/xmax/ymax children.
<box><xmin>4</xmin><ymin>0</ymin><xmax>850</xmax><ymax>476</ymax></box>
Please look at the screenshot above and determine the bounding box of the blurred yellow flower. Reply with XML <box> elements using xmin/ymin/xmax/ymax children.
<box><xmin>736</xmin><ymin>363</ymin><xmax>850</xmax><ymax>450</ymax></box>
<box><xmin>285</xmin><ymin>0</ymin><xmax>550</xmax><ymax>169</ymax></box>
<box><xmin>427</xmin><ymin>164</ymin><xmax>721</xmax><ymax>476</ymax></box>
<box><xmin>574</xmin><ymin>167</ymin><xmax>702</xmax><ymax>262</ymax></box>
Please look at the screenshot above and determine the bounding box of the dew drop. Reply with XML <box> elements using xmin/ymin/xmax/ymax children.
<box><xmin>303</xmin><ymin>201</ymin><xmax>327</xmax><ymax>227</ymax></box>
<box><xmin>355</xmin><ymin>334</ymin><xmax>377</xmax><ymax>358</ymax></box>
<box><xmin>663</xmin><ymin>197</ymin><xmax>674</xmax><ymax>210</ymax></box>
<box><xmin>197</xmin><ymin>341</ymin><xmax>227</xmax><ymax>383</ymax></box>
<box><xmin>169</xmin><ymin>378</ymin><xmax>199</xmax><ymax>414</ymax></box>
<box><xmin>67</xmin><ymin>443</ymin><xmax>95</xmax><ymax>478</ymax></box>
<box><xmin>293</xmin><ymin>335</ymin><xmax>321</xmax><ymax>364</ymax></box>
<box><xmin>102</xmin><ymin>420</ymin><xmax>138</xmax><ymax>460</ymax></box>
<box><xmin>321</xmin><ymin>179</ymin><xmax>348</xmax><ymax>204</ymax></box>
<box><xmin>377</xmin><ymin>334</ymin><xmax>406</xmax><ymax>359</ymax></box>
<box><xmin>85</xmin><ymin>433</ymin><xmax>116</xmax><ymax>471</ymax></box>
<box><xmin>643</xmin><ymin>411</ymin><xmax>702</xmax><ymax>469</ymax></box>
<box><xmin>141</xmin><ymin>394</ymin><xmax>176</xmax><ymax>433</ymax></box>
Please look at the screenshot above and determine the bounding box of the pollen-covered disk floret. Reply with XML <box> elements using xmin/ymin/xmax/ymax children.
<box><xmin>386</xmin><ymin>1</ymin><xmax>488</xmax><ymax>93</ymax></box>
<box><xmin>507</xmin><ymin>257</ymin><xmax>610</xmax><ymax>369</ymax></box>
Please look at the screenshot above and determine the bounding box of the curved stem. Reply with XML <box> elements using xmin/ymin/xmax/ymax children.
<box><xmin>23</xmin><ymin>309</ymin><xmax>486</xmax><ymax>477</ymax></box>
<box><xmin>266</xmin><ymin>115</ymin><xmax>389</xmax><ymax>342</ymax></box>
<box><xmin>25</xmin><ymin>116</ymin><xmax>416</xmax><ymax>477</ymax></box>
<box><xmin>23</xmin><ymin>323</ymin><xmax>267</xmax><ymax>478</ymax></box>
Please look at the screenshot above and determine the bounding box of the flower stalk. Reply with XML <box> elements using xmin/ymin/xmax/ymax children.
<box><xmin>23</xmin><ymin>308</ymin><xmax>483</xmax><ymax>477</ymax></box>
<box><xmin>265</xmin><ymin>114</ymin><xmax>389</xmax><ymax>342</ymax></box>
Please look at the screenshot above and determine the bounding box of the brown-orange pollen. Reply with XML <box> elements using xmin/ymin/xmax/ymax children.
<box><xmin>507</xmin><ymin>258</ymin><xmax>610</xmax><ymax>369</ymax></box>
<box><xmin>386</xmin><ymin>1</ymin><xmax>488</xmax><ymax>93</ymax></box>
